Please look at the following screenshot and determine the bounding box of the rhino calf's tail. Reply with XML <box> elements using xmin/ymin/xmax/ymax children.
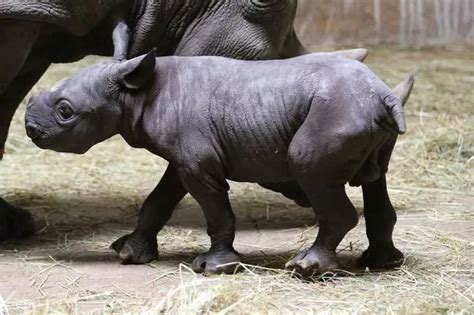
<box><xmin>383</xmin><ymin>74</ymin><xmax>415</xmax><ymax>135</ymax></box>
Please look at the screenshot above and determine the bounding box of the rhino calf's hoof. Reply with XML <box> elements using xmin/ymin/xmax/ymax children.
<box><xmin>192</xmin><ymin>249</ymin><xmax>241</xmax><ymax>275</ymax></box>
<box><xmin>0</xmin><ymin>199</ymin><xmax>35</xmax><ymax>241</ymax></box>
<box><xmin>358</xmin><ymin>243</ymin><xmax>404</xmax><ymax>269</ymax></box>
<box><xmin>286</xmin><ymin>247</ymin><xmax>339</xmax><ymax>277</ymax></box>
<box><xmin>111</xmin><ymin>231</ymin><xmax>158</xmax><ymax>264</ymax></box>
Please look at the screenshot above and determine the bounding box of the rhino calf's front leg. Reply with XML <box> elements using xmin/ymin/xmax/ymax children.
<box><xmin>111</xmin><ymin>165</ymin><xmax>187</xmax><ymax>264</ymax></box>
<box><xmin>179</xmin><ymin>171</ymin><xmax>241</xmax><ymax>275</ymax></box>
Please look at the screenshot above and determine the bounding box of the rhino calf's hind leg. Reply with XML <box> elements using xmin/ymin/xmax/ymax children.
<box><xmin>285</xmin><ymin>184</ymin><xmax>359</xmax><ymax>276</ymax></box>
<box><xmin>358</xmin><ymin>133</ymin><xmax>404</xmax><ymax>269</ymax></box>
<box><xmin>359</xmin><ymin>174</ymin><xmax>404</xmax><ymax>269</ymax></box>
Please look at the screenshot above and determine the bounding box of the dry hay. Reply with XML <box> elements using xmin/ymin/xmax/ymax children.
<box><xmin>0</xmin><ymin>46</ymin><xmax>473</xmax><ymax>314</ymax></box>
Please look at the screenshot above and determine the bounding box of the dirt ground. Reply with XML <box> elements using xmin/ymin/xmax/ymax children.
<box><xmin>0</xmin><ymin>46</ymin><xmax>473</xmax><ymax>314</ymax></box>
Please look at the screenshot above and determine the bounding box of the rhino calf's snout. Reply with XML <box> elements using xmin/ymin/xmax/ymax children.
<box><xmin>25</xmin><ymin>122</ymin><xmax>43</xmax><ymax>140</ymax></box>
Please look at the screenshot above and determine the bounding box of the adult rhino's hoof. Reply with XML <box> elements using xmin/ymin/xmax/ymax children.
<box><xmin>0</xmin><ymin>198</ymin><xmax>35</xmax><ymax>241</ymax></box>
<box><xmin>358</xmin><ymin>243</ymin><xmax>404</xmax><ymax>269</ymax></box>
<box><xmin>192</xmin><ymin>249</ymin><xmax>241</xmax><ymax>275</ymax></box>
<box><xmin>285</xmin><ymin>247</ymin><xmax>339</xmax><ymax>277</ymax></box>
<box><xmin>111</xmin><ymin>231</ymin><xmax>158</xmax><ymax>264</ymax></box>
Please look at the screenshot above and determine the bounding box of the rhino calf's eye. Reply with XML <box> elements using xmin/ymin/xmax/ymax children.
<box><xmin>57</xmin><ymin>101</ymin><xmax>74</xmax><ymax>120</ymax></box>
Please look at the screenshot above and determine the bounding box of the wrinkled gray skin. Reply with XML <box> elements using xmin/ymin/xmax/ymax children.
<box><xmin>0</xmin><ymin>0</ymin><xmax>372</xmax><ymax>241</ymax></box>
<box><xmin>26</xmin><ymin>51</ymin><xmax>414</xmax><ymax>275</ymax></box>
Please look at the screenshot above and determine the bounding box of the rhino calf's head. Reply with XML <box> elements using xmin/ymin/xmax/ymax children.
<box><xmin>25</xmin><ymin>51</ymin><xmax>157</xmax><ymax>154</ymax></box>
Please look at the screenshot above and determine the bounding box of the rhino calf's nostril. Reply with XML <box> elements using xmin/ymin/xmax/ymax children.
<box><xmin>25</xmin><ymin>123</ymin><xmax>43</xmax><ymax>139</ymax></box>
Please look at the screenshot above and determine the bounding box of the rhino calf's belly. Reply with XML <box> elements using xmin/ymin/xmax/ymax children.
<box><xmin>224</xmin><ymin>154</ymin><xmax>293</xmax><ymax>183</ymax></box>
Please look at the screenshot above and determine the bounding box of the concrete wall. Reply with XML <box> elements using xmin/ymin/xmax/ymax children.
<box><xmin>294</xmin><ymin>0</ymin><xmax>474</xmax><ymax>45</ymax></box>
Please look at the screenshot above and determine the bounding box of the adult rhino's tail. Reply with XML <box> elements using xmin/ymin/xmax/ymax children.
<box><xmin>383</xmin><ymin>74</ymin><xmax>415</xmax><ymax>135</ymax></box>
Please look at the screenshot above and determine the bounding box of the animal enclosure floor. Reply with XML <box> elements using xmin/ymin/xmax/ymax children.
<box><xmin>0</xmin><ymin>46</ymin><xmax>473</xmax><ymax>314</ymax></box>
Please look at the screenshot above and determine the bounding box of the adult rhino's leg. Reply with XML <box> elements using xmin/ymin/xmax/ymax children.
<box><xmin>0</xmin><ymin>63</ymin><xmax>50</xmax><ymax>241</ymax></box>
<box><xmin>0</xmin><ymin>20</ymin><xmax>39</xmax><ymax>93</ymax></box>
<box><xmin>111</xmin><ymin>164</ymin><xmax>188</xmax><ymax>264</ymax></box>
<box><xmin>0</xmin><ymin>20</ymin><xmax>40</xmax><ymax>156</ymax></box>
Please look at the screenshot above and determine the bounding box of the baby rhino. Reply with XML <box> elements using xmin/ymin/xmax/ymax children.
<box><xmin>26</xmin><ymin>51</ymin><xmax>414</xmax><ymax>276</ymax></box>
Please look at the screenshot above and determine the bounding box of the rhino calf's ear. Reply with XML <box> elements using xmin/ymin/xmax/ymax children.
<box><xmin>119</xmin><ymin>50</ymin><xmax>157</xmax><ymax>89</ymax></box>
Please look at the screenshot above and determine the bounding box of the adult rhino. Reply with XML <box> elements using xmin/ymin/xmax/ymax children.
<box><xmin>0</xmin><ymin>0</ymin><xmax>367</xmax><ymax>242</ymax></box>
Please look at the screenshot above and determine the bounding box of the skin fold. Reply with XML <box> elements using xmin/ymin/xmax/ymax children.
<box><xmin>25</xmin><ymin>51</ymin><xmax>414</xmax><ymax>275</ymax></box>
